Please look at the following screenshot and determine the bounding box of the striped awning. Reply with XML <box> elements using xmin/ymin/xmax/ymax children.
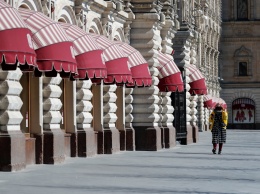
<box><xmin>157</xmin><ymin>51</ymin><xmax>184</xmax><ymax>92</ymax></box>
<box><xmin>59</xmin><ymin>23</ymin><xmax>107</xmax><ymax>83</ymax></box>
<box><xmin>205</xmin><ymin>96</ymin><xmax>227</xmax><ymax>109</ymax></box>
<box><xmin>203</xmin><ymin>95</ymin><xmax>215</xmax><ymax>109</ymax></box>
<box><xmin>115</xmin><ymin>42</ymin><xmax>152</xmax><ymax>87</ymax></box>
<box><xmin>18</xmin><ymin>8</ymin><xmax>77</xmax><ymax>78</ymax></box>
<box><xmin>213</xmin><ymin>97</ymin><xmax>227</xmax><ymax>109</ymax></box>
<box><xmin>89</xmin><ymin>34</ymin><xmax>132</xmax><ymax>85</ymax></box>
<box><xmin>0</xmin><ymin>1</ymin><xmax>36</xmax><ymax>71</ymax></box>
<box><xmin>186</xmin><ymin>65</ymin><xmax>207</xmax><ymax>95</ymax></box>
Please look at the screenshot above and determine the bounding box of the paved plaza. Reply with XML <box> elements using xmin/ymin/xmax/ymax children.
<box><xmin>0</xmin><ymin>130</ymin><xmax>259</xmax><ymax>194</ymax></box>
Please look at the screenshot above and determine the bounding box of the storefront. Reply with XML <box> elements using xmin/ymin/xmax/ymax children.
<box><xmin>231</xmin><ymin>98</ymin><xmax>255</xmax><ymax>129</ymax></box>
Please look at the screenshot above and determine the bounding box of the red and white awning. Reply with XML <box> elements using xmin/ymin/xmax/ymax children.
<box><xmin>18</xmin><ymin>8</ymin><xmax>77</xmax><ymax>78</ymax></box>
<box><xmin>0</xmin><ymin>1</ymin><xmax>36</xmax><ymax>71</ymax></box>
<box><xmin>204</xmin><ymin>95</ymin><xmax>215</xmax><ymax>109</ymax></box>
<box><xmin>59</xmin><ymin>23</ymin><xmax>107</xmax><ymax>83</ymax></box>
<box><xmin>186</xmin><ymin>65</ymin><xmax>207</xmax><ymax>95</ymax></box>
<box><xmin>213</xmin><ymin>97</ymin><xmax>227</xmax><ymax>109</ymax></box>
<box><xmin>89</xmin><ymin>34</ymin><xmax>132</xmax><ymax>85</ymax></box>
<box><xmin>157</xmin><ymin>51</ymin><xmax>184</xmax><ymax>92</ymax></box>
<box><xmin>115</xmin><ymin>42</ymin><xmax>152</xmax><ymax>87</ymax></box>
<box><xmin>204</xmin><ymin>96</ymin><xmax>227</xmax><ymax>109</ymax></box>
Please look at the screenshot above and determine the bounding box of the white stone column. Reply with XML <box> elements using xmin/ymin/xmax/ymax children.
<box><xmin>190</xmin><ymin>95</ymin><xmax>198</xmax><ymax>142</ymax></box>
<box><xmin>0</xmin><ymin>68</ymin><xmax>25</xmax><ymax>171</ymax></box>
<box><xmin>190</xmin><ymin>95</ymin><xmax>198</xmax><ymax>125</ymax></box>
<box><xmin>124</xmin><ymin>87</ymin><xmax>135</xmax><ymax>150</ymax></box>
<box><xmin>115</xmin><ymin>86</ymin><xmax>124</xmax><ymax>149</ymax></box>
<box><xmin>125</xmin><ymin>88</ymin><xmax>133</xmax><ymax>129</ymax></box>
<box><xmin>103</xmin><ymin>84</ymin><xmax>120</xmax><ymax>154</ymax></box>
<box><xmin>158</xmin><ymin>92</ymin><xmax>163</xmax><ymax>147</ymax></box>
<box><xmin>43</xmin><ymin>77</ymin><xmax>62</xmax><ymax>130</ymax></box>
<box><xmin>160</xmin><ymin>91</ymin><xmax>176</xmax><ymax>148</ymax></box>
<box><xmin>42</xmin><ymin>76</ymin><xmax>65</xmax><ymax>164</ymax></box>
<box><xmin>130</xmin><ymin>12</ymin><xmax>162</xmax><ymax>151</ymax></box>
<box><xmin>76</xmin><ymin>80</ymin><xmax>93</xmax><ymax>129</ymax></box>
<box><xmin>204</xmin><ymin>108</ymin><xmax>210</xmax><ymax>131</ymax></box>
<box><xmin>92</xmin><ymin>83</ymin><xmax>104</xmax><ymax>154</ymax></box>
<box><xmin>197</xmin><ymin>95</ymin><xmax>205</xmax><ymax>132</ymax></box>
<box><xmin>185</xmin><ymin>73</ymin><xmax>193</xmax><ymax>144</ymax></box>
<box><xmin>75</xmin><ymin>80</ymin><xmax>96</xmax><ymax>157</ymax></box>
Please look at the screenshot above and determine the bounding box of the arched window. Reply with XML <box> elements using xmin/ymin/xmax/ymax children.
<box><xmin>232</xmin><ymin>98</ymin><xmax>255</xmax><ymax>123</ymax></box>
<box><xmin>237</xmin><ymin>0</ymin><xmax>248</xmax><ymax>20</ymax></box>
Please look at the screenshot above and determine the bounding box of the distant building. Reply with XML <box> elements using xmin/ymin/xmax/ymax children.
<box><xmin>220</xmin><ymin>0</ymin><xmax>259</xmax><ymax>129</ymax></box>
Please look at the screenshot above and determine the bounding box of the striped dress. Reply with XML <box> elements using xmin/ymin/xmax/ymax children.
<box><xmin>212</xmin><ymin>110</ymin><xmax>227</xmax><ymax>144</ymax></box>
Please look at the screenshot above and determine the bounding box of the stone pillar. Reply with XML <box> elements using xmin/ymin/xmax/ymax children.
<box><xmin>158</xmin><ymin>93</ymin><xmax>164</xmax><ymax>148</ymax></box>
<box><xmin>204</xmin><ymin>107</ymin><xmax>210</xmax><ymax>131</ymax></box>
<box><xmin>197</xmin><ymin>95</ymin><xmax>205</xmax><ymax>132</ymax></box>
<box><xmin>190</xmin><ymin>45</ymin><xmax>200</xmax><ymax>143</ymax></box>
<box><xmin>132</xmin><ymin>86</ymin><xmax>161</xmax><ymax>151</ymax></box>
<box><xmin>185</xmin><ymin>77</ymin><xmax>193</xmax><ymax>145</ymax></box>
<box><xmin>74</xmin><ymin>80</ymin><xmax>96</xmax><ymax>157</ymax></box>
<box><xmin>92</xmin><ymin>83</ymin><xmax>104</xmax><ymax>154</ymax></box>
<box><xmin>130</xmin><ymin>12</ymin><xmax>162</xmax><ymax>151</ymax></box>
<box><xmin>116</xmin><ymin>85</ymin><xmax>135</xmax><ymax>151</ymax></box>
<box><xmin>190</xmin><ymin>95</ymin><xmax>199</xmax><ymax>143</ymax></box>
<box><xmin>125</xmin><ymin>88</ymin><xmax>135</xmax><ymax>151</ymax></box>
<box><xmin>160</xmin><ymin>16</ymin><xmax>177</xmax><ymax>149</ymax></box>
<box><xmin>0</xmin><ymin>68</ymin><xmax>25</xmax><ymax>171</ymax></box>
<box><xmin>161</xmin><ymin>92</ymin><xmax>176</xmax><ymax>148</ymax></box>
<box><xmin>116</xmin><ymin>86</ymin><xmax>126</xmax><ymax>151</ymax></box>
<box><xmin>41</xmin><ymin>76</ymin><xmax>65</xmax><ymax>164</ymax></box>
<box><xmin>103</xmin><ymin>84</ymin><xmax>120</xmax><ymax>154</ymax></box>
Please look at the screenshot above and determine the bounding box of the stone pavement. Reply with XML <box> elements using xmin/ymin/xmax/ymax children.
<box><xmin>0</xmin><ymin>130</ymin><xmax>259</xmax><ymax>194</ymax></box>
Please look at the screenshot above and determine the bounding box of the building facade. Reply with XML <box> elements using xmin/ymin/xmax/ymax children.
<box><xmin>0</xmin><ymin>0</ymin><xmax>222</xmax><ymax>171</ymax></box>
<box><xmin>220</xmin><ymin>0</ymin><xmax>259</xmax><ymax>129</ymax></box>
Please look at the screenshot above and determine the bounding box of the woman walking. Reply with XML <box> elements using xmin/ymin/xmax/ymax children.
<box><xmin>209</xmin><ymin>104</ymin><xmax>228</xmax><ymax>154</ymax></box>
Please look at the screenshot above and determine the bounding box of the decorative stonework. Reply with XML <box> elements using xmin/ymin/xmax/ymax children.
<box><xmin>103</xmin><ymin>85</ymin><xmax>117</xmax><ymax>129</ymax></box>
<box><xmin>160</xmin><ymin>92</ymin><xmax>174</xmax><ymax>127</ymax></box>
<box><xmin>42</xmin><ymin>77</ymin><xmax>62</xmax><ymax>130</ymax></box>
<box><xmin>125</xmin><ymin>88</ymin><xmax>133</xmax><ymax>128</ymax></box>
<box><xmin>0</xmin><ymin>69</ymin><xmax>23</xmax><ymax>131</ymax></box>
<box><xmin>76</xmin><ymin>80</ymin><xmax>93</xmax><ymax>129</ymax></box>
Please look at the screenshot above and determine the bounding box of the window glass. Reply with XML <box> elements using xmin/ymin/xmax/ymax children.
<box><xmin>239</xmin><ymin>62</ymin><xmax>247</xmax><ymax>76</ymax></box>
<box><xmin>237</xmin><ymin>0</ymin><xmax>248</xmax><ymax>20</ymax></box>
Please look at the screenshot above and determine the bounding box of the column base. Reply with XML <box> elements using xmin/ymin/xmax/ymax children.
<box><xmin>192</xmin><ymin>125</ymin><xmax>199</xmax><ymax>143</ymax></box>
<box><xmin>119</xmin><ymin>129</ymin><xmax>126</xmax><ymax>151</ymax></box>
<box><xmin>119</xmin><ymin>127</ymin><xmax>135</xmax><ymax>151</ymax></box>
<box><xmin>64</xmin><ymin>133</ymin><xmax>71</xmax><ymax>157</ymax></box>
<box><xmin>204</xmin><ymin>124</ymin><xmax>209</xmax><ymax>131</ymax></box>
<box><xmin>77</xmin><ymin>128</ymin><xmax>97</xmax><ymax>157</ymax></box>
<box><xmin>178</xmin><ymin>125</ymin><xmax>193</xmax><ymax>145</ymax></box>
<box><xmin>163</xmin><ymin>126</ymin><xmax>176</xmax><ymax>149</ymax></box>
<box><xmin>0</xmin><ymin>131</ymin><xmax>26</xmax><ymax>171</ymax></box>
<box><xmin>161</xmin><ymin>127</ymin><xmax>165</xmax><ymax>149</ymax></box>
<box><xmin>97</xmin><ymin>128</ymin><xmax>120</xmax><ymax>154</ymax></box>
<box><xmin>126</xmin><ymin>127</ymin><xmax>135</xmax><ymax>151</ymax></box>
<box><xmin>34</xmin><ymin>129</ymin><xmax>65</xmax><ymax>164</ymax></box>
<box><xmin>186</xmin><ymin>125</ymin><xmax>193</xmax><ymax>145</ymax></box>
<box><xmin>70</xmin><ymin>132</ymin><xmax>77</xmax><ymax>157</ymax></box>
<box><xmin>26</xmin><ymin>137</ymin><xmax>36</xmax><ymax>165</ymax></box>
<box><xmin>134</xmin><ymin>126</ymin><xmax>162</xmax><ymax>151</ymax></box>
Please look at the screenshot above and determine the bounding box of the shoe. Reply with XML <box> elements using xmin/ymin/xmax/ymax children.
<box><xmin>218</xmin><ymin>150</ymin><xmax>222</xmax><ymax>155</ymax></box>
<box><xmin>212</xmin><ymin>149</ymin><xmax>216</xmax><ymax>154</ymax></box>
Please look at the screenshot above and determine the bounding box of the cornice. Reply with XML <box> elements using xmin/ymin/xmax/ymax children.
<box><xmin>222</xmin><ymin>37</ymin><xmax>260</xmax><ymax>42</ymax></box>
